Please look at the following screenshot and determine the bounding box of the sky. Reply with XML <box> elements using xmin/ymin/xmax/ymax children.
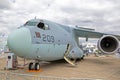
<box><xmin>0</xmin><ymin>0</ymin><xmax>120</xmax><ymax>35</ymax></box>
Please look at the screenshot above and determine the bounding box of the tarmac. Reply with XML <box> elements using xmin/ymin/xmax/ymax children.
<box><xmin>0</xmin><ymin>54</ymin><xmax>120</xmax><ymax>80</ymax></box>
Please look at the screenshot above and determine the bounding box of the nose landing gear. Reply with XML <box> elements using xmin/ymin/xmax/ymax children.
<box><xmin>28</xmin><ymin>62</ymin><xmax>40</xmax><ymax>70</ymax></box>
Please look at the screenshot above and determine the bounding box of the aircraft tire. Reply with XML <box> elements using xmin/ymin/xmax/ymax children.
<box><xmin>35</xmin><ymin>63</ymin><xmax>40</xmax><ymax>70</ymax></box>
<box><xmin>29</xmin><ymin>62</ymin><xmax>33</xmax><ymax>70</ymax></box>
<box><xmin>76</xmin><ymin>58</ymin><xmax>81</xmax><ymax>61</ymax></box>
<box><xmin>81</xmin><ymin>55</ymin><xmax>85</xmax><ymax>60</ymax></box>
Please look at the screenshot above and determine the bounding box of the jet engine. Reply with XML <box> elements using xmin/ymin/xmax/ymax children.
<box><xmin>97</xmin><ymin>35</ymin><xmax>119</xmax><ymax>54</ymax></box>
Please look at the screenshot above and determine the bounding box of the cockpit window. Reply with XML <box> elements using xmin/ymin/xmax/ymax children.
<box><xmin>24</xmin><ymin>21</ymin><xmax>50</xmax><ymax>30</ymax></box>
<box><xmin>37</xmin><ymin>22</ymin><xmax>49</xmax><ymax>30</ymax></box>
<box><xmin>24</xmin><ymin>21</ymin><xmax>38</xmax><ymax>26</ymax></box>
<box><xmin>37</xmin><ymin>22</ymin><xmax>44</xmax><ymax>29</ymax></box>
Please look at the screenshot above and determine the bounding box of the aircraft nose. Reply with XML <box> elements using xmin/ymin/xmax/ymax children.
<box><xmin>7</xmin><ymin>27</ymin><xmax>31</xmax><ymax>56</ymax></box>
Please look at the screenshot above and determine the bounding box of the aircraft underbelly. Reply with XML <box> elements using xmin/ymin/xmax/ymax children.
<box><xmin>31</xmin><ymin>44</ymin><xmax>67</xmax><ymax>61</ymax></box>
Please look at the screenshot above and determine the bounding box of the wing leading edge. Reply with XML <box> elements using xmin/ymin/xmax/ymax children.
<box><xmin>73</xmin><ymin>27</ymin><xmax>120</xmax><ymax>40</ymax></box>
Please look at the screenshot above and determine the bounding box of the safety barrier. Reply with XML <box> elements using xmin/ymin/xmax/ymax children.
<box><xmin>0</xmin><ymin>72</ymin><xmax>102</xmax><ymax>80</ymax></box>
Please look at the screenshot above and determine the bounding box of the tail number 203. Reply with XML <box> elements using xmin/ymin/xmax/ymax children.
<box><xmin>42</xmin><ymin>34</ymin><xmax>55</xmax><ymax>43</ymax></box>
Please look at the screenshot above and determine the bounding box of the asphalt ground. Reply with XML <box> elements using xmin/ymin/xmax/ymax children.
<box><xmin>0</xmin><ymin>54</ymin><xmax>120</xmax><ymax>80</ymax></box>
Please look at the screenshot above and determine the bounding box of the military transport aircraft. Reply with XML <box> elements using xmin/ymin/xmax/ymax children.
<box><xmin>7</xmin><ymin>18</ymin><xmax>120</xmax><ymax>70</ymax></box>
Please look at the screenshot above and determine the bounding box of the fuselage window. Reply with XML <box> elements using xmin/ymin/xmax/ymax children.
<box><xmin>37</xmin><ymin>22</ymin><xmax>49</xmax><ymax>30</ymax></box>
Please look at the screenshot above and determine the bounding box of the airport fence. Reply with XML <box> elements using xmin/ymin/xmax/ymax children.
<box><xmin>0</xmin><ymin>72</ymin><xmax>102</xmax><ymax>80</ymax></box>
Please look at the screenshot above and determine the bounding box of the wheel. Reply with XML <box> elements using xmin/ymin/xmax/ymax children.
<box><xmin>35</xmin><ymin>63</ymin><xmax>40</xmax><ymax>70</ymax></box>
<box><xmin>76</xmin><ymin>58</ymin><xmax>81</xmax><ymax>61</ymax></box>
<box><xmin>29</xmin><ymin>62</ymin><xmax>33</xmax><ymax>70</ymax></box>
<box><xmin>81</xmin><ymin>55</ymin><xmax>85</xmax><ymax>60</ymax></box>
<box><xmin>70</xmin><ymin>58</ymin><xmax>74</xmax><ymax>61</ymax></box>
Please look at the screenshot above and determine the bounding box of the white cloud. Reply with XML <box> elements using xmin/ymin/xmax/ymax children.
<box><xmin>0</xmin><ymin>0</ymin><xmax>120</xmax><ymax>35</ymax></box>
<box><xmin>0</xmin><ymin>0</ymin><xmax>12</xmax><ymax>9</ymax></box>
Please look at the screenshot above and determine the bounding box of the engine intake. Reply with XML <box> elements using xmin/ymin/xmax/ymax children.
<box><xmin>98</xmin><ymin>35</ymin><xmax>119</xmax><ymax>54</ymax></box>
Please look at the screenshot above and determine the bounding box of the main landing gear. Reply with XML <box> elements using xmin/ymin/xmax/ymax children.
<box><xmin>64</xmin><ymin>44</ymin><xmax>85</xmax><ymax>66</ymax></box>
<box><xmin>29</xmin><ymin>62</ymin><xmax>40</xmax><ymax>70</ymax></box>
<box><xmin>76</xmin><ymin>55</ymin><xmax>85</xmax><ymax>61</ymax></box>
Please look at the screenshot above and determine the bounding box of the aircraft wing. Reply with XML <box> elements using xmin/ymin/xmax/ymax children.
<box><xmin>73</xmin><ymin>27</ymin><xmax>120</xmax><ymax>40</ymax></box>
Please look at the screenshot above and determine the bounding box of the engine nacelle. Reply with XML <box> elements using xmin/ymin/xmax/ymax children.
<box><xmin>97</xmin><ymin>35</ymin><xmax>119</xmax><ymax>54</ymax></box>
